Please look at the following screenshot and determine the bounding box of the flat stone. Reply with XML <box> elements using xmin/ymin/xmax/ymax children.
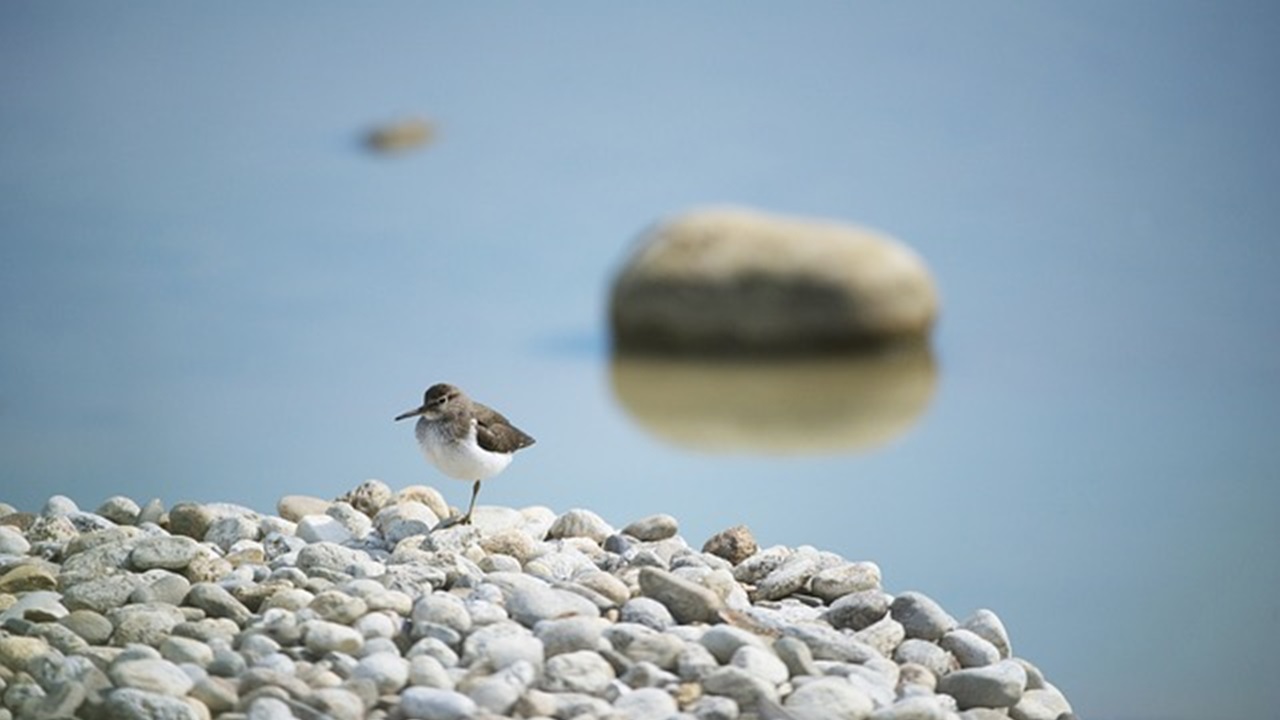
<box><xmin>702</xmin><ymin>525</ymin><xmax>758</xmax><ymax>565</ymax></box>
<box><xmin>890</xmin><ymin>591</ymin><xmax>957</xmax><ymax>641</ymax></box>
<box><xmin>276</xmin><ymin>495</ymin><xmax>331</xmax><ymax>522</ymax></box>
<box><xmin>623</xmin><ymin>513</ymin><xmax>680</xmax><ymax>541</ymax></box>
<box><xmin>486</xmin><ymin>572</ymin><xmax>600</xmax><ymax>628</ymax></box>
<box><xmin>129</xmin><ymin>536</ymin><xmax>199</xmax><ymax>571</ymax></box>
<box><xmin>937</xmin><ymin>659</ymin><xmax>1028</xmax><ymax>710</ymax></box>
<box><xmin>827</xmin><ymin>589</ymin><xmax>890</xmax><ymax>631</ymax></box>
<box><xmin>773</xmin><ymin>635</ymin><xmax>821</xmax><ymax>678</ymax></box>
<box><xmin>781</xmin><ymin>623</ymin><xmax>878</xmax><ymax>663</ymax></box>
<box><xmin>810</xmin><ymin>562</ymin><xmax>882</xmax><ymax>603</ymax></box>
<box><xmin>853</xmin><ymin>614</ymin><xmax>905</xmax><ymax>656</ymax></box>
<box><xmin>96</xmin><ymin>496</ymin><xmax>142</xmax><ymax>525</ymax></box>
<box><xmin>109</xmin><ymin>658</ymin><xmax>195</xmax><ymax>695</ymax></box>
<box><xmin>1009</xmin><ymin>685</ymin><xmax>1073</xmax><ymax>720</ymax></box>
<box><xmin>62</xmin><ymin>573</ymin><xmax>142</xmax><ymax>613</ymax></box>
<box><xmin>306</xmin><ymin>687</ymin><xmax>364</xmax><ymax>720</ymax></box>
<box><xmin>755</xmin><ymin>555</ymin><xmax>818</xmax><ymax>601</ymax></box>
<box><xmin>60</xmin><ymin>609</ymin><xmax>114</xmax><ymax>644</ymax></box>
<box><xmin>296</xmin><ymin>515</ymin><xmax>354</xmax><ymax>544</ymax></box>
<box><xmin>159</xmin><ymin>635</ymin><xmax>214</xmax><ymax>666</ymax></box>
<box><xmin>185</xmin><ymin>582</ymin><xmax>252</xmax><ymax>624</ymax></box>
<box><xmin>638</xmin><ymin>567</ymin><xmax>725</xmax><ymax>624</ymax></box>
<box><xmin>398</xmin><ymin>686</ymin><xmax>478</xmax><ymax>720</ymax></box>
<box><xmin>375</xmin><ymin>501</ymin><xmax>440</xmax><ymax>545</ymax></box>
<box><xmin>534</xmin><ymin>615</ymin><xmax>610</xmax><ymax>657</ymax></box>
<box><xmin>303</xmin><ymin>620</ymin><xmax>365</xmax><ymax>655</ymax></box>
<box><xmin>784</xmin><ymin>677</ymin><xmax>874</xmax><ymax>720</ymax></box>
<box><xmin>699</xmin><ymin>625</ymin><xmax>768</xmax><ymax>664</ymax></box>
<box><xmin>868</xmin><ymin>695</ymin><xmax>950</xmax><ymax>720</ymax></box>
<box><xmin>352</xmin><ymin>651</ymin><xmax>410</xmax><ymax>694</ymax></box>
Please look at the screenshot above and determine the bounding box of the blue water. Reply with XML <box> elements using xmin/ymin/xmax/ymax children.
<box><xmin>2</xmin><ymin>4</ymin><xmax>1278</xmax><ymax>718</ymax></box>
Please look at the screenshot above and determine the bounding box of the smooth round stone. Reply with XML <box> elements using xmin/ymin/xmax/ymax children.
<box><xmin>297</xmin><ymin>542</ymin><xmax>374</xmax><ymax>575</ymax></box>
<box><xmin>374</xmin><ymin>502</ymin><xmax>440</xmax><ymax>545</ymax></box>
<box><xmin>781</xmin><ymin>624</ymin><xmax>877</xmax><ymax>663</ymax></box>
<box><xmin>941</xmin><ymin>628</ymin><xmax>1001</xmax><ymax>668</ymax></box>
<box><xmin>412</xmin><ymin>592</ymin><xmax>472</xmax><ymax>634</ymax></box>
<box><xmin>620</xmin><ymin>597</ymin><xmax>675</xmax><ymax>631</ymax></box>
<box><xmin>478</xmin><ymin>529</ymin><xmax>538</xmax><ymax>564</ymax></box>
<box><xmin>731</xmin><ymin>545</ymin><xmax>791</xmax><ymax>584</ymax></box>
<box><xmin>129</xmin><ymin>536</ymin><xmax>199</xmax><ymax>571</ymax></box>
<box><xmin>699</xmin><ymin>625</ymin><xmax>767</xmax><ymax>664</ymax></box>
<box><xmin>772</xmin><ymin>635</ymin><xmax>820</xmax><ymax>679</ymax></box>
<box><xmin>471</xmin><ymin>630</ymin><xmax>545</xmax><ymax>672</ymax></box>
<box><xmin>676</xmin><ymin>643</ymin><xmax>719</xmax><ymax>682</ymax></box>
<box><xmin>936</xmin><ymin>659</ymin><xmax>1028</xmax><ymax>710</ymax></box>
<box><xmin>159</xmin><ymin>635</ymin><xmax>214</xmax><ymax>666</ymax></box>
<box><xmin>309</xmin><ymin>590</ymin><xmax>368</xmax><ymax>625</ymax></box>
<box><xmin>961</xmin><ymin>609</ymin><xmax>1012</xmax><ymax>659</ymax></box>
<box><xmin>132</xmin><ymin>570</ymin><xmax>192</xmax><ymax>606</ymax></box>
<box><xmin>304</xmin><ymin>620</ymin><xmax>365</xmax><ymax>655</ymax></box>
<box><xmin>60</xmin><ymin>609</ymin><xmax>114</xmax><ymax>644</ymax></box>
<box><xmin>395</xmin><ymin>486</ymin><xmax>451</xmax><ymax>521</ymax></box>
<box><xmin>0</xmin><ymin>526</ymin><xmax>30</xmax><ymax>554</ymax></box>
<box><xmin>408</xmin><ymin>654</ymin><xmax>454</xmax><ymax>689</ymax></box>
<box><xmin>622</xmin><ymin>514</ymin><xmax>680</xmax><ymax>542</ymax></box>
<box><xmin>104</xmin><ymin>688</ymin><xmax>202</xmax><ymax>720</ymax></box>
<box><xmin>276</xmin><ymin>495</ymin><xmax>331</xmax><ymax>522</ymax></box>
<box><xmin>326</xmin><ymin>502</ymin><xmax>374</xmax><ymax>537</ymax></box>
<box><xmin>826</xmin><ymin>589</ymin><xmax>890</xmax><ymax>631</ymax></box>
<box><xmin>0</xmin><ymin>636</ymin><xmax>50</xmax><ymax>673</ymax></box>
<box><xmin>540</xmin><ymin>650</ymin><xmax>617</xmax><ymax>695</ymax></box>
<box><xmin>296</xmin><ymin>515</ymin><xmax>354</xmax><ymax>545</ymax></box>
<box><xmin>621</xmin><ymin>660</ymin><xmax>679</xmax><ymax>689</ymax></box>
<box><xmin>109</xmin><ymin>658</ymin><xmax>195</xmax><ymax>696</ymax></box>
<box><xmin>783</xmin><ymin>677</ymin><xmax>874</xmax><ymax>720</ymax></box>
<box><xmin>96</xmin><ymin>496</ymin><xmax>142</xmax><ymax>525</ymax></box>
<box><xmin>41</xmin><ymin>495</ymin><xmax>79</xmax><ymax>517</ymax></box>
<box><xmin>890</xmin><ymin>591</ymin><xmax>957</xmax><ymax>641</ymax></box>
<box><xmin>730</xmin><ymin>645</ymin><xmax>789</xmax><ymax>686</ymax></box>
<box><xmin>399</xmin><ymin>686</ymin><xmax>478</xmax><ymax>720</ymax></box>
<box><xmin>352</xmin><ymin>651</ymin><xmax>409</xmax><ymax>694</ymax></box>
<box><xmin>613</xmin><ymin>686</ymin><xmax>679</xmax><ymax>720</ymax></box>
<box><xmin>701</xmin><ymin>525</ymin><xmax>758</xmax><ymax>566</ymax></box>
<box><xmin>546</xmin><ymin>509</ymin><xmax>615</xmax><ymax>544</ymax></box>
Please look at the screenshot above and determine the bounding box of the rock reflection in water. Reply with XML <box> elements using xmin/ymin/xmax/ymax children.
<box><xmin>609</xmin><ymin>346</ymin><xmax>937</xmax><ymax>453</ymax></box>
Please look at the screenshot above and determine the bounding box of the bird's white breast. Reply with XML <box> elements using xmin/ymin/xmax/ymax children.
<box><xmin>416</xmin><ymin>417</ymin><xmax>514</xmax><ymax>481</ymax></box>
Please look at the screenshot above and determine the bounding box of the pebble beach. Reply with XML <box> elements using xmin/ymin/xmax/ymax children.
<box><xmin>0</xmin><ymin>481</ymin><xmax>1076</xmax><ymax>720</ymax></box>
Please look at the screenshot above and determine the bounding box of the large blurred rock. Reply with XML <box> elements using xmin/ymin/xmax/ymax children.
<box><xmin>610</xmin><ymin>207</ymin><xmax>938</xmax><ymax>354</ymax></box>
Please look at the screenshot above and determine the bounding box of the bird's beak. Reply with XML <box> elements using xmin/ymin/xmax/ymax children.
<box><xmin>394</xmin><ymin>405</ymin><xmax>428</xmax><ymax>421</ymax></box>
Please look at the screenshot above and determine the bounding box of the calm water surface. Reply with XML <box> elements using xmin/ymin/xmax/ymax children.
<box><xmin>2</xmin><ymin>5</ymin><xmax>1278</xmax><ymax>719</ymax></box>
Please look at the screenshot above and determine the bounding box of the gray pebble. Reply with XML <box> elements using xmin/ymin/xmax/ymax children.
<box><xmin>546</xmin><ymin>508</ymin><xmax>615</xmax><ymax>543</ymax></box>
<box><xmin>486</xmin><ymin>572</ymin><xmax>600</xmax><ymax>628</ymax></box>
<box><xmin>399</xmin><ymin>686</ymin><xmax>477</xmax><ymax>720</ymax></box>
<box><xmin>620</xmin><ymin>596</ymin><xmax>676</xmax><ymax>631</ymax></box>
<box><xmin>0</xmin><ymin>526</ymin><xmax>31</xmax><ymax>555</ymax></box>
<box><xmin>96</xmin><ymin>496</ymin><xmax>142</xmax><ymax>525</ymax></box>
<box><xmin>783</xmin><ymin>677</ymin><xmax>874</xmax><ymax>719</ymax></box>
<box><xmin>702</xmin><ymin>666</ymin><xmax>780</xmax><ymax>708</ymax></box>
<box><xmin>941</xmin><ymin>628</ymin><xmax>1001</xmax><ymax>668</ymax></box>
<box><xmin>108</xmin><ymin>602</ymin><xmax>185</xmax><ymax>646</ymax></box>
<box><xmin>185</xmin><ymin>582</ymin><xmax>252</xmax><ymax>624</ymax></box>
<box><xmin>638</xmin><ymin>567</ymin><xmax>724</xmax><ymax>624</ymax></box>
<box><xmin>614</xmin><ymin>686</ymin><xmax>679</xmax><ymax>719</ymax></box>
<box><xmin>108</xmin><ymin>657</ymin><xmax>195</xmax><ymax>696</ymax></box>
<box><xmin>690</xmin><ymin>694</ymin><xmax>741</xmax><ymax>720</ymax></box>
<box><xmin>622</xmin><ymin>513</ymin><xmax>680</xmax><ymax>541</ymax></box>
<box><xmin>730</xmin><ymin>644</ymin><xmax>789</xmax><ymax>686</ymax></box>
<box><xmin>893</xmin><ymin>638</ymin><xmax>957</xmax><ymax>678</ymax></box>
<box><xmin>104</xmin><ymin>688</ymin><xmax>202</xmax><ymax>720</ymax></box>
<box><xmin>540</xmin><ymin>649</ymin><xmax>616</xmax><ymax>694</ymax></box>
<box><xmin>937</xmin><ymin>659</ymin><xmax>1028</xmax><ymax>710</ymax></box>
<box><xmin>854</xmin><ymin>614</ymin><xmax>906</xmax><ymax>656</ymax></box>
<box><xmin>700</xmin><ymin>625</ymin><xmax>768</xmax><ymax>664</ymax></box>
<box><xmin>890</xmin><ymin>591</ymin><xmax>957</xmax><ymax>641</ymax></box>
<box><xmin>534</xmin><ymin>615</ymin><xmax>610</xmax><ymax>657</ymax></box>
<box><xmin>826</xmin><ymin>588</ymin><xmax>890</xmax><ymax>631</ymax></box>
<box><xmin>961</xmin><ymin>609</ymin><xmax>1012</xmax><ymax>659</ymax></box>
<box><xmin>1009</xmin><ymin>685</ymin><xmax>1073</xmax><ymax>720</ymax></box>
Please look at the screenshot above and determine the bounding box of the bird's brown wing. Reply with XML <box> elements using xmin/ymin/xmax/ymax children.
<box><xmin>473</xmin><ymin>403</ymin><xmax>536</xmax><ymax>454</ymax></box>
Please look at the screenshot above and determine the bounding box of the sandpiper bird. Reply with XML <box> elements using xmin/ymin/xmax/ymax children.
<box><xmin>395</xmin><ymin>383</ymin><xmax>535</xmax><ymax>525</ymax></box>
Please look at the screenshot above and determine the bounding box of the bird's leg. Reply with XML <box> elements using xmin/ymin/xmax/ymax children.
<box><xmin>460</xmin><ymin>480</ymin><xmax>481</xmax><ymax>525</ymax></box>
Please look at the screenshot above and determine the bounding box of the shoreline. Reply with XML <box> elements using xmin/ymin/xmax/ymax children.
<box><xmin>0</xmin><ymin>480</ymin><xmax>1076</xmax><ymax>720</ymax></box>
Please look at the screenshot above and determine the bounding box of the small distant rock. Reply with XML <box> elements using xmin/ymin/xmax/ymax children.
<box><xmin>623</xmin><ymin>513</ymin><xmax>679</xmax><ymax>541</ymax></box>
<box><xmin>276</xmin><ymin>495</ymin><xmax>330</xmax><ymax>522</ymax></box>
<box><xmin>366</xmin><ymin>117</ymin><xmax>435</xmax><ymax>154</ymax></box>
<box><xmin>890</xmin><ymin>591</ymin><xmax>957</xmax><ymax>641</ymax></box>
<box><xmin>702</xmin><ymin>525</ymin><xmax>758</xmax><ymax>565</ymax></box>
